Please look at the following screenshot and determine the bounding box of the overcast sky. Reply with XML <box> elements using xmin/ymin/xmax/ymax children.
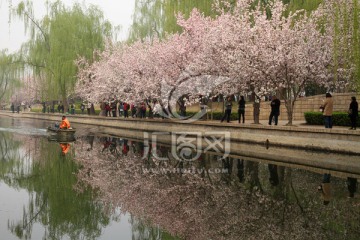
<box><xmin>0</xmin><ymin>0</ymin><xmax>135</xmax><ymax>53</ymax></box>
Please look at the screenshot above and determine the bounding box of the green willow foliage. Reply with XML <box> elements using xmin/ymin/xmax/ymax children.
<box><xmin>128</xmin><ymin>0</ymin><xmax>216</xmax><ymax>42</ymax></box>
<box><xmin>11</xmin><ymin>0</ymin><xmax>113</xmax><ymax>108</ymax></box>
<box><xmin>0</xmin><ymin>50</ymin><xmax>22</xmax><ymax>102</ymax></box>
<box><xmin>284</xmin><ymin>0</ymin><xmax>323</xmax><ymax>13</ymax></box>
<box><xmin>128</xmin><ymin>0</ymin><xmax>324</xmax><ymax>42</ymax></box>
<box><xmin>329</xmin><ymin>0</ymin><xmax>360</xmax><ymax>91</ymax></box>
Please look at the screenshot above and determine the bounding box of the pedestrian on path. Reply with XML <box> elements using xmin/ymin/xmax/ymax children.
<box><xmin>268</xmin><ymin>95</ymin><xmax>280</xmax><ymax>125</ymax></box>
<box><xmin>238</xmin><ymin>96</ymin><xmax>245</xmax><ymax>124</ymax></box>
<box><xmin>221</xmin><ymin>96</ymin><xmax>232</xmax><ymax>123</ymax></box>
<box><xmin>348</xmin><ymin>96</ymin><xmax>358</xmax><ymax>130</ymax></box>
<box><xmin>321</xmin><ymin>93</ymin><xmax>333</xmax><ymax>129</ymax></box>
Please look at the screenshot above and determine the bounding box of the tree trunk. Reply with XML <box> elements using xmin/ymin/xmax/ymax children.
<box><xmin>253</xmin><ymin>101</ymin><xmax>260</xmax><ymax>124</ymax></box>
<box><xmin>245</xmin><ymin>161</ymin><xmax>262</xmax><ymax>192</ymax></box>
<box><xmin>285</xmin><ymin>99</ymin><xmax>295</xmax><ymax>126</ymax></box>
<box><xmin>62</xmin><ymin>95</ymin><xmax>68</xmax><ymax>113</ymax></box>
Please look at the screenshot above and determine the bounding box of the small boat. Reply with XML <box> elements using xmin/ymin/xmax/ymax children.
<box><xmin>47</xmin><ymin>126</ymin><xmax>76</xmax><ymax>134</ymax></box>
<box><xmin>48</xmin><ymin>134</ymin><xmax>76</xmax><ymax>143</ymax></box>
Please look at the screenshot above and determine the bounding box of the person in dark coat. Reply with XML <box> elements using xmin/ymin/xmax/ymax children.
<box><xmin>238</xmin><ymin>96</ymin><xmax>245</xmax><ymax>124</ymax></box>
<box><xmin>268</xmin><ymin>96</ymin><xmax>281</xmax><ymax>125</ymax></box>
<box><xmin>221</xmin><ymin>96</ymin><xmax>232</xmax><ymax>123</ymax></box>
<box><xmin>349</xmin><ymin>96</ymin><xmax>358</xmax><ymax>130</ymax></box>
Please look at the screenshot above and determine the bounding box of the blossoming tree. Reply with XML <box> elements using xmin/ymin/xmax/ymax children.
<box><xmin>76</xmin><ymin>0</ymin><xmax>336</xmax><ymax>124</ymax></box>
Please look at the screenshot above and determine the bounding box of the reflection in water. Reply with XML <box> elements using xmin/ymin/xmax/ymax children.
<box><xmin>0</xmin><ymin>132</ymin><xmax>110</xmax><ymax>239</ymax></box>
<box><xmin>74</xmin><ymin>136</ymin><xmax>360</xmax><ymax>240</ymax></box>
<box><xmin>348</xmin><ymin>178</ymin><xmax>358</xmax><ymax>198</ymax></box>
<box><xmin>1</xmin><ymin>116</ymin><xmax>359</xmax><ymax>240</ymax></box>
<box><xmin>59</xmin><ymin>143</ymin><xmax>71</xmax><ymax>155</ymax></box>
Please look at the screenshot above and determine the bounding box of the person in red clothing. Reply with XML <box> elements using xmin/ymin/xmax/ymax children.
<box><xmin>59</xmin><ymin>116</ymin><xmax>71</xmax><ymax>129</ymax></box>
<box><xmin>123</xmin><ymin>102</ymin><xmax>129</xmax><ymax>118</ymax></box>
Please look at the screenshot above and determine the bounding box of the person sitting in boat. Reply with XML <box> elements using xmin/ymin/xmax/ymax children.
<box><xmin>59</xmin><ymin>116</ymin><xmax>71</xmax><ymax>129</ymax></box>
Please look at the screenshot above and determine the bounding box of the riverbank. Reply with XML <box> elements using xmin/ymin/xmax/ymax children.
<box><xmin>1</xmin><ymin>111</ymin><xmax>360</xmax><ymax>177</ymax></box>
<box><xmin>1</xmin><ymin>110</ymin><xmax>359</xmax><ymax>152</ymax></box>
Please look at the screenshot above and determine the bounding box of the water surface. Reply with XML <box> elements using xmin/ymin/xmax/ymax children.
<box><xmin>0</xmin><ymin>116</ymin><xmax>359</xmax><ymax>240</ymax></box>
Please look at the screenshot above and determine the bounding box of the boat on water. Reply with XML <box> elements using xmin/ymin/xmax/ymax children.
<box><xmin>47</xmin><ymin>126</ymin><xmax>76</xmax><ymax>134</ymax></box>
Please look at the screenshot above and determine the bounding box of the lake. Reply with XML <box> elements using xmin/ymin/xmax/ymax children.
<box><xmin>0</xmin><ymin>116</ymin><xmax>359</xmax><ymax>240</ymax></box>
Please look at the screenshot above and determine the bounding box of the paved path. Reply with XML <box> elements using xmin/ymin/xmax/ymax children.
<box><xmin>210</xmin><ymin>119</ymin><xmax>355</xmax><ymax>131</ymax></box>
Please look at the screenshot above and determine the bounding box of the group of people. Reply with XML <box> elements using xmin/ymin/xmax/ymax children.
<box><xmin>220</xmin><ymin>95</ymin><xmax>281</xmax><ymax>125</ymax></box>
<box><xmin>99</xmin><ymin>98</ymin><xmax>166</xmax><ymax>119</ymax></box>
<box><xmin>318</xmin><ymin>173</ymin><xmax>357</xmax><ymax>205</ymax></box>
<box><xmin>220</xmin><ymin>93</ymin><xmax>358</xmax><ymax>129</ymax></box>
<box><xmin>13</xmin><ymin>93</ymin><xmax>358</xmax><ymax>129</ymax></box>
<box><xmin>320</xmin><ymin>93</ymin><xmax>358</xmax><ymax>130</ymax></box>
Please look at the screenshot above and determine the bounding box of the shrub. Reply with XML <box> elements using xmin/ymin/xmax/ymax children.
<box><xmin>304</xmin><ymin>112</ymin><xmax>359</xmax><ymax>126</ymax></box>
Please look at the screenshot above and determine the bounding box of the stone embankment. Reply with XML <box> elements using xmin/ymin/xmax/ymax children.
<box><xmin>1</xmin><ymin>111</ymin><xmax>359</xmax><ymax>177</ymax></box>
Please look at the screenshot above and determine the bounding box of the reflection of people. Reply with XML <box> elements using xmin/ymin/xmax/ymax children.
<box><xmin>268</xmin><ymin>96</ymin><xmax>280</xmax><ymax>125</ymax></box>
<box><xmin>268</xmin><ymin>164</ymin><xmax>279</xmax><ymax>186</ymax></box>
<box><xmin>318</xmin><ymin>174</ymin><xmax>331</xmax><ymax>205</ymax></box>
<box><xmin>122</xmin><ymin>139</ymin><xmax>129</xmax><ymax>155</ymax></box>
<box><xmin>348</xmin><ymin>96</ymin><xmax>358</xmax><ymax>130</ymax></box>
<box><xmin>102</xmin><ymin>137</ymin><xmax>112</xmax><ymax>152</ymax></box>
<box><xmin>237</xmin><ymin>159</ymin><xmax>244</xmax><ymax>183</ymax></box>
<box><xmin>321</xmin><ymin>93</ymin><xmax>333</xmax><ymax>129</ymax></box>
<box><xmin>347</xmin><ymin>177</ymin><xmax>357</xmax><ymax>198</ymax></box>
<box><xmin>59</xmin><ymin>116</ymin><xmax>71</xmax><ymax>129</ymax></box>
<box><xmin>60</xmin><ymin>143</ymin><xmax>70</xmax><ymax>155</ymax></box>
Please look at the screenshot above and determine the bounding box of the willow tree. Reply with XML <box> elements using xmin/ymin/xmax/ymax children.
<box><xmin>317</xmin><ymin>0</ymin><xmax>360</xmax><ymax>91</ymax></box>
<box><xmin>0</xmin><ymin>50</ymin><xmax>22</xmax><ymax>103</ymax></box>
<box><xmin>11</xmin><ymin>0</ymin><xmax>112</xmax><ymax>110</ymax></box>
<box><xmin>128</xmin><ymin>0</ymin><xmax>324</xmax><ymax>42</ymax></box>
<box><xmin>128</xmin><ymin>0</ymin><xmax>216</xmax><ymax>42</ymax></box>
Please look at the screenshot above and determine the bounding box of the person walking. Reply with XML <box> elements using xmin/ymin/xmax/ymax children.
<box><xmin>110</xmin><ymin>98</ymin><xmax>117</xmax><ymax>117</ymax></box>
<box><xmin>118</xmin><ymin>101</ymin><xmax>124</xmax><ymax>117</ymax></box>
<box><xmin>70</xmin><ymin>104</ymin><xmax>75</xmax><ymax>114</ymax></box>
<box><xmin>80</xmin><ymin>103</ymin><xmax>85</xmax><ymax>114</ymax></box>
<box><xmin>348</xmin><ymin>96</ymin><xmax>358</xmax><ymax>130</ymax></box>
<box><xmin>123</xmin><ymin>102</ymin><xmax>129</xmax><ymax>118</ymax></box>
<box><xmin>140</xmin><ymin>102</ymin><xmax>147</xmax><ymax>118</ymax></box>
<box><xmin>321</xmin><ymin>93</ymin><xmax>333</xmax><ymax>129</ymax></box>
<box><xmin>268</xmin><ymin>95</ymin><xmax>281</xmax><ymax>125</ymax></box>
<box><xmin>238</xmin><ymin>96</ymin><xmax>245</xmax><ymax>124</ymax></box>
<box><xmin>87</xmin><ymin>102</ymin><xmax>91</xmax><ymax>115</ymax></box>
<box><xmin>221</xmin><ymin>96</ymin><xmax>232</xmax><ymax>123</ymax></box>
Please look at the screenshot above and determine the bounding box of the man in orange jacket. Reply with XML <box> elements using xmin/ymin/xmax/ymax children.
<box><xmin>59</xmin><ymin>116</ymin><xmax>71</xmax><ymax>129</ymax></box>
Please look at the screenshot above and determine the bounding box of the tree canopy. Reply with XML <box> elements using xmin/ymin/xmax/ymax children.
<box><xmin>10</xmin><ymin>0</ymin><xmax>113</xmax><ymax>109</ymax></box>
<box><xmin>128</xmin><ymin>0</ymin><xmax>216</xmax><ymax>42</ymax></box>
<box><xmin>0</xmin><ymin>50</ymin><xmax>22</xmax><ymax>103</ymax></box>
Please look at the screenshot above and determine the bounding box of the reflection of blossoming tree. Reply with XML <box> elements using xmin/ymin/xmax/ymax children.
<box><xmin>74</xmin><ymin>137</ymin><xmax>360</xmax><ymax>240</ymax></box>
